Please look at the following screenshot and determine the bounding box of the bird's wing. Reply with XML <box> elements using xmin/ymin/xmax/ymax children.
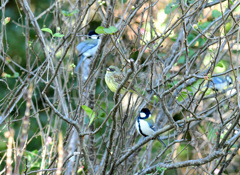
<box><xmin>145</xmin><ymin>118</ymin><xmax>156</xmax><ymax>131</ymax></box>
<box><xmin>115</xmin><ymin>76</ymin><xmax>138</xmax><ymax>92</ymax></box>
<box><xmin>212</xmin><ymin>77</ymin><xmax>225</xmax><ymax>84</ymax></box>
<box><xmin>76</xmin><ymin>42</ymin><xmax>86</xmax><ymax>52</ymax></box>
<box><xmin>205</xmin><ymin>77</ymin><xmax>224</xmax><ymax>88</ymax></box>
<box><xmin>76</xmin><ymin>39</ymin><xmax>98</xmax><ymax>55</ymax></box>
<box><xmin>113</xmin><ymin>74</ymin><xmax>125</xmax><ymax>84</ymax></box>
<box><xmin>75</xmin><ymin>55</ymin><xmax>85</xmax><ymax>72</ymax></box>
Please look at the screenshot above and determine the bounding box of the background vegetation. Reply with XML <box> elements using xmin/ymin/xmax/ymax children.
<box><xmin>1</xmin><ymin>0</ymin><xmax>240</xmax><ymax>174</ymax></box>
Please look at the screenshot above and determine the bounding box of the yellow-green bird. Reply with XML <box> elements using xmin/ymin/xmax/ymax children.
<box><xmin>105</xmin><ymin>66</ymin><xmax>149</xmax><ymax>103</ymax></box>
<box><xmin>105</xmin><ymin>65</ymin><xmax>136</xmax><ymax>94</ymax></box>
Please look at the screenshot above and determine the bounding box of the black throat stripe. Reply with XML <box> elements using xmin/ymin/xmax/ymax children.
<box><xmin>137</xmin><ymin>118</ymin><xmax>147</xmax><ymax>137</ymax></box>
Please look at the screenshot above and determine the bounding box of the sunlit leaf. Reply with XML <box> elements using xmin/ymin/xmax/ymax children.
<box><xmin>214</xmin><ymin>60</ymin><xmax>227</xmax><ymax>73</ymax></box>
<box><xmin>53</xmin><ymin>33</ymin><xmax>64</xmax><ymax>37</ymax></box>
<box><xmin>82</xmin><ymin>105</ymin><xmax>96</xmax><ymax>126</ymax></box>
<box><xmin>95</xmin><ymin>26</ymin><xmax>105</xmax><ymax>34</ymax></box>
<box><xmin>96</xmin><ymin>26</ymin><xmax>118</xmax><ymax>34</ymax></box>
<box><xmin>103</xmin><ymin>26</ymin><xmax>118</xmax><ymax>34</ymax></box>
<box><xmin>6</xmin><ymin>57</ymin><xmax>11</xmax><ymax>63</ymax></box>
<box><xmin>14</xmin><ymin>72</ymin><xmax>19</xmax><ymax>78</ymax></box>
<box><xmin>2</xmin><ymin>72</ymin><xmax>11</xmax><ymax>78</ymax></box>
<box><xmin>41</xmin><ymin>28</ymin><xmax>53</xmax><ymax>35</ymax></box>
<box><xmin>61</xmin><ymin>10</ymin><xmax>69</xmax><ymax>16</ymax></box>
<box><xmin>28</xmin><ymin>40</ymin><xmax>33</xmax><ymax>46</ymax></box>
<box><xmin>177</xmin><ymin>91</ymin><xmax>188</xmax><ymax>102</ymax></box>
<box><xmin>4</xmin><ymin>17</ymin><xmax>10</xmax><ymax>25</ymax></box>
<box><xmin>225</xmin><ymin>22</ymin><xmax>232</xmax><ymax>33</ymax></box>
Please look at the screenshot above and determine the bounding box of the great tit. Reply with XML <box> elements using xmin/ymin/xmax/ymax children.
<box><xmin>75</xmin><ymin>30</ymin><xmax>100</xmax><ymax>72</ymax></box>
<box><xmin>205</xmin><ymin>75</ymin><xmax>233</xmax><ymax>91</ymax></box>
<box><xmin>135</xmin><ymin>108</ymin><xmax>166</xmax><ymax>147</ymax></box>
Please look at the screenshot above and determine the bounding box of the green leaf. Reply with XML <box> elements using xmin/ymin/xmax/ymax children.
<box><xmin>4</xmin><ymin>17</ymin><xmax>10</xmax><ymax>25</ymax></box>
<box><xmin>156</xmin><ymin>166</ymin><xmax>167</xmax><ymax>172</ymax></box>
<box><xmin>214</xmin><ymin>60</ymin><xmax>227</xmax><ymax>73</ymax></box>
<box><xmin>103</xmin><ymin>26</ymin><xmax>118</xmax><ymax>34</ymax></box>
<box><xmin>53</xmin><ymin>33</ymin><xmax>64</xmax><ymax>37</ymax></box>
<box><xmin>14</xmin><ymin>72</ymin><xmax>19</xmax><ymax>78</ymax></box>
<box><xmin>98</xmin><ymin>103</ymin><xmax>106</xmax><ymax>118</ymax></box>
<box><xmin>225</xmin><ymin>22</ymin><xmax>232</xmax><ymax>33</ymax></box>
<box><xmin>95</xmin><ymin>26</ymin><xmax>105</xmax><ymax>34</ymax></box>
<box><xmin>199</xmin><ymin>22</ymin><xmax>211</xmax><ymax>30</ymax></box>
<box><xmin>32</xmin><ymin>149</ymin><xmax>38</xmax><ymax>154</ymax></box>
<box><xmin>118</xmin><ymin>0</ymin><xmax>127</xmax><ymax>3</ymax></box>
<box><xmin>28</xmin><ymin>41</ymin><xmax>33</xmax><ymax>46</ymax></box>
<box><xmin>61</xmin><ymin>10</ymin><xmax>69</xmax><ymax>16</ymax></box>
<box><xmin>191</xmin><ymin>79</ymin><xmax>205</xmax><ymax>93</ymax></box>
<box><xmin>96</xmin><ymin>26</ymin><xmax>118</xmax><ymax>34</ymax></box>
<box><xmin>109</xmin><ymin>26</ymin><xmax>118</xmax><ymax>33</ymax></box>
<box><xmin>61</xmin><ymin>10</ymin><xmax>79</xmax><ymax>17</ymax></box>
<box><xmin>82</xmin><ymin>105</ymin><xmax>96</xmax><ymax>126</ymax></box>
<box><xmin>220</xmin><ymin>133</ymin><xmax>225</xmax><ymax>139</ymax></box>
<box><xmin>41</xmin><ymin>28</ymin><xmax>53</xmax><ymax>35</ymax></box>
<box><xmin>2</xmin><ymin>72</ymin><xmax>11</xmax><ymax>78</ymax></box>
<box><xmin>164</xmin><ymin>3</ymin><xmax>179</xmax><ymax>14</ymax></box>
<box><xmin>178</xmin><ymin>56</ymin><xmax>185</xmax><ymax>64</ymax></box>
<box><xmin>212</xmin><ymin>10</ymin><xmax>221</xmax><ymax>18</ymax></box>
<box><xmin>177</xmin><ymin>91</ymin><xmax>188</xmax><ymax>102</ymax></box>
<box><xmin>70</xmin><ymin>10</ymin><xmax>79</xmax><ymax>15</ymax></box>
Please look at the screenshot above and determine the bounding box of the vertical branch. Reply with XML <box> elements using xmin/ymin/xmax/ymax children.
<box><xmin>88</xmin><ymin>92</ymin><xmax>96</xmax><ymax>165</ymax></box>
<box><xmin>56</xmin><ymin>132</ymin><xmax>63</xmax><ymax>175</ymax></box>
<box><xmin>5</xmin><ymin>129</ymin><xmax>14</xmax><ymax>175</ymax></box>
<box><xmin>14</xmin><ymin>84</ymin><xmax>33</xmax><ymax>175</ymax></box>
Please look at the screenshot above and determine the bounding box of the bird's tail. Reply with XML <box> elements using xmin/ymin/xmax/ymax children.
<box><xmin>75</xmin><ymin>55</ymin><xmax>85</xmax><ymax>72</ymax></box>
<box><xmin>157</xmin><ymin>137</ymin><xmax>166</xmax><ymax>147</ymax></box>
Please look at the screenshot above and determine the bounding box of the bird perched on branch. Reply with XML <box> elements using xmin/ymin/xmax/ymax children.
<box><xmin>75</xmin><ymin>30</ymin><xmax>100</xmax><ymax>72</ymax></box>
<box><xmin>105</xmin><ymin>66</ymin><xmax>133</xmax><ymax>94</ymax></box>
<box><xmin>104</xmin><ymin>66</ymin><xmax>150</xmax><ymax>102</ymax></box>
<box><xmin>205</xmin><ymin>75</ymin><xmax>232</xmax><ymax>91</ymax></box>
<box><xmin>135</xmin><ymin>108</ymin><xmax>166</xmax><ymax>147</ymax></box>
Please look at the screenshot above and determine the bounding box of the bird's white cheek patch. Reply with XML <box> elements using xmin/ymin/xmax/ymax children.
<box><xmin>139</xmin><ymin>120</ymin><xmax>154</xmax><ymax>136</ymax></box>
<box><xmin>140</xmin><ymin>112</ymin><xmax>146</xmax><ymax>118</ymax></box>
<box><xmin>91</xmin><ymin>35</ymin><xmax>98</xmax><ymax>40</ymax></box>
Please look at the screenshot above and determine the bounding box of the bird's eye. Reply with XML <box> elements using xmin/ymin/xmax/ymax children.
<box><xmin>109</xmin><ymin>68</ymin><xmax>115</xmax><ymax>72</ymax></box>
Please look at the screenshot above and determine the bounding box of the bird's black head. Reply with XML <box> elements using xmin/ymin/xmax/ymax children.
<box><xmin>88</xmin><ymin>30</ymin><xmax>99</xmax><ymax>39</ymax></box>
<box><xmin>139</xmin><ymin>108</ymin><xmax>151</xmax><ymax>119</ymax></box>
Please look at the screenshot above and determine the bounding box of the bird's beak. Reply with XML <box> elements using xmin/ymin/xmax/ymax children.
<box><xmin>106</xmin><ymin>68</ymin><xmax>110</xmax><ymax>72</ymax></box>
